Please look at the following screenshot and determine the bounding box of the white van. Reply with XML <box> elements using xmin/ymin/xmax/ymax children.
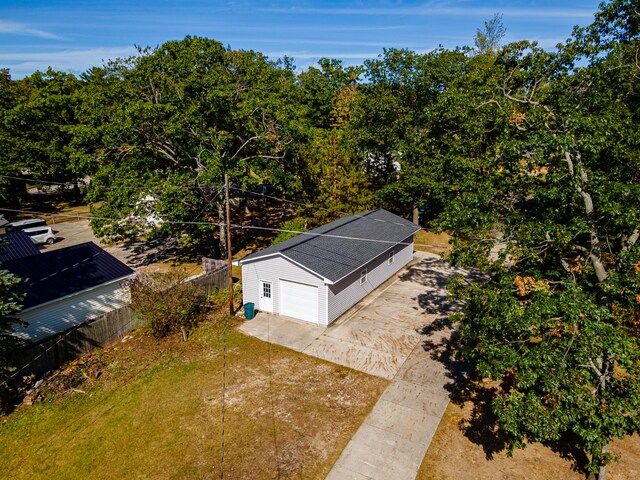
<box><xmin>23</xmin><ymin>226</ymin><xmax>56</xmax><ymax>245</ymax></box>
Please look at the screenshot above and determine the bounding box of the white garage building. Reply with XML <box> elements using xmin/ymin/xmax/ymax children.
<box><xmin>237</xmin><ymin>209</ymin><xmax>421</xmax><ymax>326</ymax></box>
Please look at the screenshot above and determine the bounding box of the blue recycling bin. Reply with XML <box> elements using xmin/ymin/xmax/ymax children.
<box><xmin>243</xmin><ymin>302</ymin><xmax>255</xmax><ymax>320</ymax></box>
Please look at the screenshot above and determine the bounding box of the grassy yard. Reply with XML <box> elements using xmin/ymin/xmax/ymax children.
<box><xmin>0</xmin><ymin>318</ymin><xmax>388</xmax><ymax>479</ymax></box>
<box><xmin>414</xmin><ymin>229</ymin><xmax>451</xmax><ymax>255</ymax></box>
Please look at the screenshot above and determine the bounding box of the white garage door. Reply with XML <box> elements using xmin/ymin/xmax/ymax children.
<box><xmin>279</xmin><ymin>280</ymin><xmax>319</xmax><ymax>323</ymax></box>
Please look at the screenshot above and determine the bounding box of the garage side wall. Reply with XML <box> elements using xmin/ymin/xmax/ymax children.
<box><xmin>241</xmin><ymin>255</ymin><xmax>328</xmax><ymax>325</ymax></box>
<box><xmin>15</xmin><ymin>280</ymin><xmax>132</xmax><ymax>343</ymax></box>
<box><xmin>327</xmin><ymin>237</ymin><xmax>414</xmax><ymax>324</ymax></box>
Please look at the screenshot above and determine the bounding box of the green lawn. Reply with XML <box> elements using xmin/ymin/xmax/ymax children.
<box><xmin>1</xmin><ymin>319</ymin><xmax>388</xmax><ymax>479</ymax></box>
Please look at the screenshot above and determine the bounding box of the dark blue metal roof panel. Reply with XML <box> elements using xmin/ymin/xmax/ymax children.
<box><xmin>0</xmin><ymin>231</ymin><xmax>41</xmax><ymax>262</ymax></box>
<box><xmin>3</xmin><ymin>242</ymin><xmax>134</xmax><ymax>309</ymax></box>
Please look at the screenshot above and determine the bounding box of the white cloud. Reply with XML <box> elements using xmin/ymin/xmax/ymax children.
<box><xmin>0</xmin><ymin>21</ymin><xmax>62</xmax><ymax>40</ymax></box>
<box><xmin>262</xmin><ymin>5</ymin><xmax>594</xmax><ymax>19</ymax></box>
<box><xmin>1</xmin><ymin>47</ymin><xmax>138</xmax><ymax>78</ymax></box>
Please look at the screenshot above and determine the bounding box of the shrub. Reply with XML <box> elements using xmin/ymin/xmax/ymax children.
<box><xmin>270</xmin><ymin>217</ymin><xmax>308</xmax><ymax>246</ymax></box>
<box><xmin>126</xmin><ymin>270</ymin><xmax>208</xmax><ymax>339</ymax></box>
<box><xmin>209</xmin><ymin>285</ymin><xmax>243</xmax><ymax>311</ymax></box>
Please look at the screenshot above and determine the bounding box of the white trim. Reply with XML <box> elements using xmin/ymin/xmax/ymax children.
<box><xmin>17</xmin><ymin>274</ymin><xmax>134</xmax><ymax>314</ymax></box>
<box><xmin>325</xmin><ymin>284</ymin><xmax>329</xmax><ymax>325</ymax></box>
<box><xmin>241</xmin><ymin>252</ymin><xmax>334</xmax><ymax>284</ymax></box>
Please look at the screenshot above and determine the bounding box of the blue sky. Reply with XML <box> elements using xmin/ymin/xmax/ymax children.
<box><xmin>1</xmin><ymin>0</ymin><xmax>601</xmax><ymax>78</ymax></box>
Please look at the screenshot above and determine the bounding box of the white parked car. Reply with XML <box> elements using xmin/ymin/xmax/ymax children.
<box><xmin>23</xmin><ymin>226</ymin><xmax>56</xmax><ymax>245</ymax></box>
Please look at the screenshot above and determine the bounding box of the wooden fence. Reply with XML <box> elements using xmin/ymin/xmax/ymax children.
<box><xmin>13</xmin><ymin>265</ymin><xmax>229</xmax><ymax>377</ymax></box>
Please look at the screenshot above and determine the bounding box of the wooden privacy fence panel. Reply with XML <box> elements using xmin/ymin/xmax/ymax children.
<box><xmin>14</xmin><ymin>305</ymin><xmax>138</xmax><ymax>377</ymax></box>
<box><xmin>189</xmin><ymin>266</ymin><xmax>228</xmax><ymax>295</ymax></box>
<box><xmin>13</xmin><ymin>266</ymin><xmax>229</xmax><ymax>376</ymax></box>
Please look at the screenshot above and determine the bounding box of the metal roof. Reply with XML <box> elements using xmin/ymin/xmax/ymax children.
<box><xmin>0</xmin><ymin>231</ymin><xmax>41</xmax><ymax>263</ymax></box>
<box><xmin>3</xmin><ymin>242</ymin><xmax>134</xmax><ymax>310</ymax></box>
<box><xmin>238</xmin><ymin>209</ymin><xmax>421</xmax><ymax>283</ymax></box>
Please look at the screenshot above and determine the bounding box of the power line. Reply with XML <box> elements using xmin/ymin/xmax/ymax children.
<box><xmin>0</xmin><ymin>207</ymin><xmax>221</xmax><ymax>227</ymax></box>
<box><xmin>0</xmin><ymin>174</ymin><xmax>219</xmax><ymax>191</ymax></box>
<box><xmin>229</xmin><ymin>185</ymin><xmax>412</xmax><ymax>228</ymax></box>
<box><xmin>4</xmin><ymin>172</ymin><xmax>433</xmax><ymax>233</ymax></box>
<box><xmin>1</xmin><ymin>207</ymin><xmax>447</xmax><ymax>249</ymax></box>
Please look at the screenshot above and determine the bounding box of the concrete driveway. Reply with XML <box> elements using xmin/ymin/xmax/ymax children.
<box><xmin>239</xmin><ymin>250</ymin><xmax>468</xmax><ymax>380</ymax></box>
<box><xmin>239</xmin><ymin>251</ymin><xmax>480</xmax><ymax>480</ymax></box>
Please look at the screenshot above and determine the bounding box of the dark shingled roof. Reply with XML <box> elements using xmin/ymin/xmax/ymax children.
<box><xmin>239</xmin><ymin>209</ymin><xmax>421</xmax><ymax>283</ymax></box>
<box><xmin>3</xmin><ymin>242</ymin><xmax>134</xmax><ymax>310</ymax></box>
<box><xmin>0</xmin><ymin>231</ymin><xmax>41</xmax><ymax>263</ymax></box>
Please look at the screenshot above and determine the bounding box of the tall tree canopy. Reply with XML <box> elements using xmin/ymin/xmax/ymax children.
<box><xmin>440</xmin><ymin>2</ymin><xmax>640</xmax><ymax>478</ymax></box>
<box><xmin>82</xmin><ymin>37</ymin><xmax>299</xmax><ymax>254</ymax></box>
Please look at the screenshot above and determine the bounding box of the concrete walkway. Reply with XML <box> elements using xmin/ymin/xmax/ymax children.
<box><xmin>238</xmin><ymin>251</ymin><xmax>475</xmax><ymax>480</ymax></box>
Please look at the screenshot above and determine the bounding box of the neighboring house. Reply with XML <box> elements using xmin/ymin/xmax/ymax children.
<box><xmin>237</xmin><ymin>209</ymin><xmax>421</xmax><ymax>326</ymax></box>
<box><xmin>2</xmin><ymin>242</ymin><xmax>134</xmax><ymax>343</ymax></box>
<box><xmin>0</xmin><ymin>231</ymin><xmax>41</xmax><ymax>262</ymax></box>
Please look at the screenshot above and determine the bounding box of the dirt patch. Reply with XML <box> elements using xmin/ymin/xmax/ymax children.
<box><xmin>417</xmin><ymin>395</ymin><xmax>640</xmax><ymax>480</ymax></box>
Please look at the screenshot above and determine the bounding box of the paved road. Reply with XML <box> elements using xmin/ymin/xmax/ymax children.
<box><xmin>41</xmin><ymin>219</ymin><xmax>193</xmax><ymax>269</ymax></box>
<box><xmin>240</xmin><ymin>251</ymin><xmax>479</xmax><ymax>480</ymax></box>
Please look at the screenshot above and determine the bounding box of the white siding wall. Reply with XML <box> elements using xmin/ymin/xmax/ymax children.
<box><xmin>327</xmin><ymin>238</ymin><xmax>414</xmax><ymax>323</ymax></box>
<box><xmin>15</xmin><ymin>280</ymin><xmax>132</xmax><ymax>343</ymax></box>
<box><xmin>242</xmin><ymin>256</ymin><xmax>328</xmax><ymax>325</ymax></box>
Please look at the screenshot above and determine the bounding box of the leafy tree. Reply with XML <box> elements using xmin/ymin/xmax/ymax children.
<box><xmin>83</xmin><ymin>37</ymin><xmax>298</xmax><ymax>256</ymax></box>
<box><xmin>0</xmin><ymin>69</ymin><xmax>27</xmax><ymax>205</ymax></box>
<box><xmin>270</xmin><ymin>217</ymin><xmax>307</xmax><ymax>246</ymax></box>
<box><xmin>0</xmin><ymin>259</ymin><xmax>25</xmax><ymax>412</ymax></box>
<box><xmin>440</xmin><ymin>3</ymin><xmax>640</xmax><ymax>478</ymax></box>
<box><xmin>3</xmin><ymin>69</ymin><xmax>83</xmax><ymax>193</ymax></box>
<box><xmin>474</xmin><ymin>14</ymin><xmax>507</xmax><ymax>55</ymax></box>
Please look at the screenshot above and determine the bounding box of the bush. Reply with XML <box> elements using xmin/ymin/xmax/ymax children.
<box><xmin>271</xmin><ymin>217</ymin><xmax>308</xmax><ymax>246</ymax></box>
<box><xmin>209</xmin><ymin>285</ymin><xmax>243</xmax><ymax>311</ymax></box>
<box><xmin>126</xmin><ymin>270</ymin><xmax>208</xmax><ymax>339</ymax></box>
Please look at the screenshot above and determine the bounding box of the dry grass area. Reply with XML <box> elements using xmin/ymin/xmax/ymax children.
<box><xmin>417</xmin><ymin>399</ymin><xmax>640</xmax><ymax>480</ymax></box>
<box><xmin>0</xmin><ymin>317</ymin><xmax>388</xmax><ymax>479</ymax></box>
<box><xmin>414</xmin><ymin>230</ymin><xmax>451</xmax><ymax>255</ymax></box>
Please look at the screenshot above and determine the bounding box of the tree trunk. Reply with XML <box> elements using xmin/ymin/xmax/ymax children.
<box><xmin>412</xmin><ymin>206</ymin><xmax>419</xmax><ymax>225</ymax></box>
<box><xmin>598</xmin><ymin>444</ymin><xmax>608</xmax><ymax>480</ymax></box>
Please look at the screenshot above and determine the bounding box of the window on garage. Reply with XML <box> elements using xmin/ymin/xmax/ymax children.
<box><xmin>360</xmin><ymin>268</ymin><xmax>367</xmax><ymax>284</ymax></box>
<box><xmin>262</xmin><ymin>282</ymin><xmax>271</xmax><ymax>298</ymax></box>
<box><xmin>388</xmin><ymin>250</ymin><xmax>395</xmax><ymax>264</ymax></box>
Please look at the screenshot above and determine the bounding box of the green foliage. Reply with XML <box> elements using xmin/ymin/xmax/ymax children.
<box><xmin>270</xmin><ymin>217</ymin><xmax>308</xmax><ymax>246</ymax></box>
<box><xmin>81</xmin><ymin>37</ymin><xmax>300</xmax><ymax>251</ymax></box>
<box><xmin>127</xmin><ymin>270</ymin><xmax>208</xmax><ymax>339</ymax></box>
<box><xmin>208</xmin><ymin>285</ymin><xmax>242</xmax><ymax>310</ymax></box>
<box><xmin>436</xmin><ymin>3</ymin><xmax>640</xmax><ymax>476</ymax></box>
<box><xmin>0</xmin><ymin>261</ymin><xmax>26</xmax><ymax>413</ymax></box>
<box><xmin>474</xmin><ymin>14</ymin><xmax>507</xmax><ymax>55</ymax></box>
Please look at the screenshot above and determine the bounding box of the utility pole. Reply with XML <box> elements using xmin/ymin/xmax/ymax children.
<box><xmin>224</xmin><ymin>174</ymin><xmax>233</xmax><ymax>316</ymax></box>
